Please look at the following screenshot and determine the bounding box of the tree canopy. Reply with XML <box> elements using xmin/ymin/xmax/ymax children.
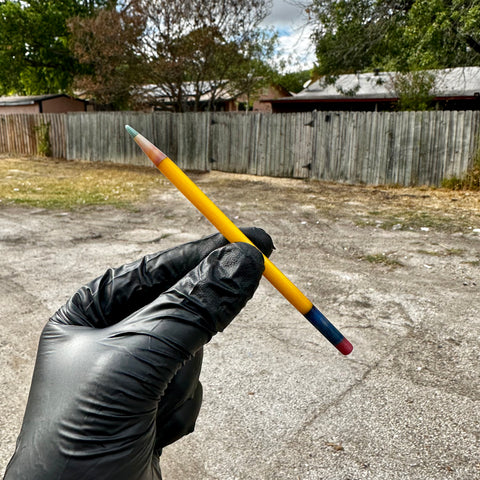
<box><xmin>273</xmin><ymin>70</ymin><xmax>311</xmax><ymax>93</ymax></box>
<box><xmin>309</xmin><ymin>0</ymin><xmax>480</xmax><ymax>76</ymax></box>
<box><xmin>68</xmin><ymin>2</ymin><xmax>145</xmax><ymax>109</ymax></box>
<box><xmin>0</xmin><ymin>0</ymin><xmax>112</xmax><ymax>95</ymax></box>
<box><xmin>136</xmin><ymin>0</ymin><xmax>275</xmax><ymax>111</ymax></box>
<box><xmin>0</xmin><ymin>0</ymin><xmax>276</xmax><ymax>110</ymax></box>
<box><xmin>5</xmin><ymin>0</ymin><xmax>480</xmax><ymax>109</ymax></box>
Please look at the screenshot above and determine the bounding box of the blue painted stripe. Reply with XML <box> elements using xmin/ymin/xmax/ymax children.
<box><xmin>304</xmin><ymin>305</ymin><xmax>344</xmax><ymax>346</ymax></box>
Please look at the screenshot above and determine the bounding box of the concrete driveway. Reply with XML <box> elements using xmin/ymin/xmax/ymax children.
<box><xmin>1</xmin><ymin>172</ymin><xmax>479</xmax><ymax>479</ymax></box>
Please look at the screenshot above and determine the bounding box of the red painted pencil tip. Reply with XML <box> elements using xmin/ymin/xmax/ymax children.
<box><xmin>336</xmin><ymin>338</ymin><xmax>353</xmax><ymax>355</ymax></box>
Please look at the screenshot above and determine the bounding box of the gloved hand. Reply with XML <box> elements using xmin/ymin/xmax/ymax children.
<box><xmin>4</xmin><ymin>228</ymin><xmax>274</xmax><ymax>480</ymax></box>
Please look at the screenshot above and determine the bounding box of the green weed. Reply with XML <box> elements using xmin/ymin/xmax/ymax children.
<box><xmin>442</xmin><ymin>156</ymin><xmax>480</xmax><ymax>190</ymax></box>
<box><xmin>361</xmin><ymin>253</ymin><xmax>403</xmax><ymax>268</ymax></box>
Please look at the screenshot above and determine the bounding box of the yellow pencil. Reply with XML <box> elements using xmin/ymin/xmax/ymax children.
<box><xmin>125</xmin><ymin>125</ymin><xmax>353</xmax><ymax>355</ymax></box>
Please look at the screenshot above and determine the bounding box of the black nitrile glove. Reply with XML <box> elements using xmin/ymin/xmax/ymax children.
<box><xmin>4</xmin><ymin>228</ymin><xmax>273</xmax><ymax>480</ymax></box>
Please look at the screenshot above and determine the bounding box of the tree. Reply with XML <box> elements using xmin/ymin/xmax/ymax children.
<box><xmin>0</xmin><ymin>1</ymin><xmax>27</xmax><ymax>94</ymax></box>
<box><xmin>0</xmin><ymin>0</ymin><xmax>109</xmax><ymax>95</ymax></box>
<box><xmin>304</xmin><ymin>0</ymin><xmax>480</xmax><ymax>110</ymax></box>
<box><xmin>397</xmin><ymin>0</ymin><xmax>480</xmax><ymax>70</ymax></box>
<box><xmin>137</xmin><ymin>0</ymin><xmax>274</xmax><ymax>112</ymax></box>
<box><xmin>274</xmin><ymin>70</ymin><xmax>312</xmax><ymax>93</ymax></box>
<box><xmin>227</xmin><ymin>29</ymin><xmax>278</xmax><ymax>110</ymax></box>
<box><xmin>307</xmin><ymin>0</ymin><xmax>412</xmax><ymax>75</ymax></box>
<box><xmin>68</xmin><ymin>3</ymin><xmax>145</xmax><ymax>109</ymax></box>
<box><xmin>307</xmin><ymin>0</ymin><xmax>480</xmax><ymax>75</ymax></box>
<box><xmin>391</xmin><ymin>70</ymin><xmax>436</xmax><ymax>111</ymax></box>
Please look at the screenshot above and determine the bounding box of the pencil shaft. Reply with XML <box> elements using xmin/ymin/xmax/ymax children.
<box><xmin>159</xmin><ymin>156</ymin><xmax>313</xmax><ymax>313</ymax></box>
<box><xmin>125</xmin><ymin>125</ymin><xmax>353</xmax><ymax>355</ymax></box>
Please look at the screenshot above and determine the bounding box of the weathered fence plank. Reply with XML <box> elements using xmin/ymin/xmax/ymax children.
<box><xmin>0</xmin><ymin>114</ymin><xmax>66</xmax><ymax>157</ymax></box>
<box><xmin>0</xmin><ymin>111</ymin><xmax>479</xmax><ymax>187</ymax></box>
<box><xmin>210</xmin><ymin>113</ymin><xmax>255</xmax><ymax>174</ymax></box>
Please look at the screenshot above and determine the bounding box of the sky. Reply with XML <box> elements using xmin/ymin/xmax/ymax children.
<box><xmin>261</xmin><ymin>0</ymin><xmax>316</xmax><ymax>72</ymax></box>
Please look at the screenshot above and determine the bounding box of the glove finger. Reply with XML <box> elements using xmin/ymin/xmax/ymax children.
<box><xmin>109</xmin><ymin>242</ymin><xmax>264</xmax><ymax>403</ymax></box>
<box><xmin>153</xmin><ymin>349</ymin><xmax>203</xmax><ymax>453</ymax></box>
<box><xmin>154</xmin><ymin>381</ymin><xmax>203</xmax><ymax>453</ymax></box>
<box><xmin>156</xmin><ymin>348</ymin><xmax>203</xmax><ymax>421</ymax></box>
<box><xmin>52</xmin><ymin>227</ymin><xmax>273</xmax><ymax>328</ymax></box>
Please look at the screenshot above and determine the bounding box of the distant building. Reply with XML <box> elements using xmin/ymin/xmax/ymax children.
<box><xmin>243</xmin><ymin>85</ymin><xmax>292</xmax><ymax>113</ymax></box>
<box><xmin>266</xmin><ymin>67</ymin><xmax>480</xmax><ymax>113</ymax></box>
<box><xmin>0</xmin><ymin>94</ymin><xmax>88</xmax><ymax>114</ymax></box>
<box><xmin>137</xmin><ymin>82</ymin><xmax>291</xmax><ymax>112</ymax></box>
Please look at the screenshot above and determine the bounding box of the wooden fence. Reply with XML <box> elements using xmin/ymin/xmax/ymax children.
<box><xmin>1</xmin><ymin>110</ymin><xmax>479</xmax><ymax>186</ymax></box>
<box><xmin>0</xmin><ymin>113</ymin><xmax>66</xmax><ymax>159</ymax></box>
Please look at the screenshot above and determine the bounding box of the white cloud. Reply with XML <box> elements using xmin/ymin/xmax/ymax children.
<box><xmin>261</xmin><ymin>0</ymin><xmax>316</xmax><ymax>72</ymax></box>
<box><xmin>276</xmin><ymin>25</ymin><xmax>315</xmax><ymax>72</ymax></box>
<box><xmin>264</xmin><ymin>0</ymin><xmax>303</xmax><ymax>26</ymax></box>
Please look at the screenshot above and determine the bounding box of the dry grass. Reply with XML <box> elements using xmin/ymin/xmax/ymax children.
<box><xmin>0</xmin><ymin>155</ymin><xmax>166</xmax><ymax>209</ymax></box>
<box><xmin>348</xmin><ymin>186</ymin><xmax>480</xmax><ymax>232</ymax></box>
<box><xmin>201</xmin><ymin>171</ymin><xmax>480</xmax><ymax>232</ymax></box>
<box><xmin>1</xmin><ymin>156</ymin><xmax>480</xmax><ymax>233</ymax></box>
<box><xmin>203</xmin><ymin>171</ymin><xmax>480</xmax><ymax>213</ymax></box>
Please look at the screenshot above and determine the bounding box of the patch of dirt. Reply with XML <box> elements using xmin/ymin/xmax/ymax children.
<box><xmin>195</xmin><ymin>171</ymin><xmax>480</xmax><ymax>233</ymax></box>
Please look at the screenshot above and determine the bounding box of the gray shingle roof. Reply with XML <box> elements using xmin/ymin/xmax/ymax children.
<box><xmin>286</xmin><ymin>67</ymin><xmax>480</xmax><ymax>102</ymax></box>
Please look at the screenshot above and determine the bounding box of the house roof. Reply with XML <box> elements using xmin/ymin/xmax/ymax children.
<box><xmin>271</xmin><ymin>67</ymin><xmax>480</xmax><ymax>104</ymax></box>
<box><xmin>139</xmin><ymin>80</ymin><xmax>290</xmax><ymax>106</ymax></box>
<box><xmin>139</xmin><ymin>82</ymin><xmax>237</xmax><ymax>105</ymax></box>
<box><xmin>0</xmin><ymin>94</ymin><xmax>82</xmax><ymax>107</ymax></box>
